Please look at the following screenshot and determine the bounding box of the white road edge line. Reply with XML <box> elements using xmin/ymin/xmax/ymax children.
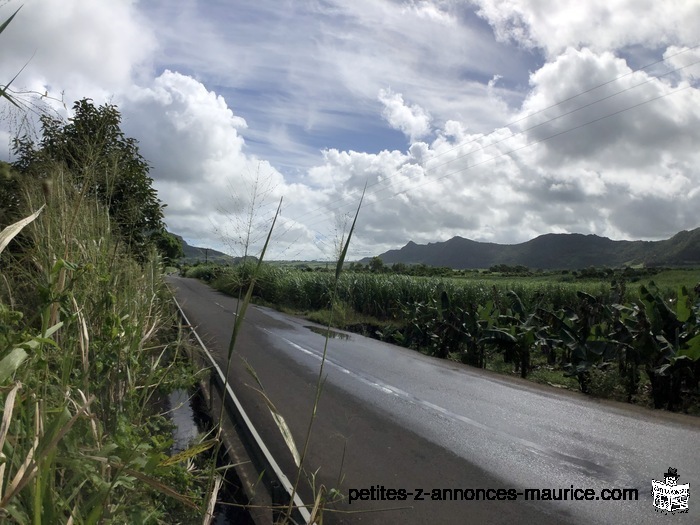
<box><xmin>173</xmin><ymin>295</ymin><xmax>312</xmax><ymax>525</ymax></box>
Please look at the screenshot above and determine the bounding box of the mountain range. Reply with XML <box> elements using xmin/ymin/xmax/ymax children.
<box><xmin>366</xmin><ymin>228</ymin><xmax>700</xmax><ymax>270</ymax></box>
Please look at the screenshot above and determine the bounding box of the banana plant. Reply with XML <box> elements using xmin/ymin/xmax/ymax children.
<box><xmin>633</xmin><ymin>284</ymin><xmax>700</xmax><ymax>409</ymax></box>
<box><xmin>540</xmin><ymin>291</ymin><xmax>617</xmax><ymax>392</ymax></box>
<box><xmin>479</xmin><ymin>291</ymin><xmax>542</xmax><ymax>378</ymax></box>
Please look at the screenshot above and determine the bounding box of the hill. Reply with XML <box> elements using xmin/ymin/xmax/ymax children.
<box><xmin>175</xmin><ymin>236</ymin><xmax>258</xmax><ymax>265</ymax></box>
<box><xmin>366</xmin><ymin>228</ymin><xmax>700</xmax><ymax>270</ymax></box>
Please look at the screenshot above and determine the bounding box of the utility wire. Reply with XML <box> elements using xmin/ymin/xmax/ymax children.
<box><xmin>274</xmin><ymin>82</ymin><xmax>692</xmax><ymax>258</ymax></box>
<box><xmin>234</xmin><ymin>48</ymin><xmax>700</xmax><ymax>258</ymax></box>
<box><xmin>331</xmin><ymin>58</ymin><xmax>700</xmax><ymax>215</ymax></box>
<box><xmin>265</xmin><ymin>45</ymin><xmax>700</xmax><ymax>232</ymax></box>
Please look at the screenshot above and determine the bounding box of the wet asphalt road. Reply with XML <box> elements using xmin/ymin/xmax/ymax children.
<box><xmin>169</xmin><ymin>276</ymin><xmax>699</xmax><ymax>524</ymax></box>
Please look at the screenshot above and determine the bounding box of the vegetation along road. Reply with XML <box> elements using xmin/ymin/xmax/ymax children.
<box><xmin>170</xmin><ymin>275</ymin><xmax>699</xmax><ymax>524</ymax></box>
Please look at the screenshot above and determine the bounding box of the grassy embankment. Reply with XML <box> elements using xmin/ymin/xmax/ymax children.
<box><xmin>183</xmin><ymin>262</ymin><xmax>700</xmax><ymax>413</ymax></box>
<box><xmin>0</xmin><ymin>169</ymin><xmax>210</xmax><ymax>522</ymax></box>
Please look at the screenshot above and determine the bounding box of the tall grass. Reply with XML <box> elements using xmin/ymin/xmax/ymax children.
<box><xmin>0</xmin><ymin>166</ymin><xmax>205</xmax><ymax>523</ymax></box>
<box><xmin>201</xmin><ymin>188</ymin><xmax>366</xmax><ymax>524</ymax></box>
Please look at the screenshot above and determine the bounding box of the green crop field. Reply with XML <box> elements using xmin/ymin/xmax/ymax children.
<box><xmin>184</xmin><ymin>262</ymin><xmax>700</xmax><ymax>414</ymax></box>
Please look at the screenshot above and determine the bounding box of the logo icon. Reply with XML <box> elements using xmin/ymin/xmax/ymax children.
<box><xmin>651</xmin><ymin>467</ymin><xmax>690</xmax><ymax>514</ymax></box>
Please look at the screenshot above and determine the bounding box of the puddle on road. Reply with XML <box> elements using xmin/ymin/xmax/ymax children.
<box><xmin>305</xmin><ymin>325</ymin><xmax>350</xmax><ymax>340</ymax></box>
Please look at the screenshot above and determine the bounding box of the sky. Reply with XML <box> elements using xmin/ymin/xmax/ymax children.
<box><xmin>1</xmin><ymin>0</ymin><xmax>699</xmax><ymax>261</ymax></box>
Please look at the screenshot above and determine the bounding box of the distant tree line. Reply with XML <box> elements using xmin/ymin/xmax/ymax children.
<box><xmin>336</xmin><ymin>258</ymin><xmax>666</xmax><ymax>280</ymax></box>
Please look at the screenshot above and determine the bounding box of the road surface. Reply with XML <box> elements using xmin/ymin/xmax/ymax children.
<box><xmin>169</xmin><ymin>276</ymin><xmax>699</xmax><ymax>524</ymax></box>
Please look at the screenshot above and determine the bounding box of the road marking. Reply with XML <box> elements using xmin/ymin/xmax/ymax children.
<box><xmin>269</xmin><ymin>330</ymin><xmax>613</xmax><ymax>479</ymax></box>
<box><xmin>172</xmin><ymin>296</ymin><xmax>311</xmax><ymax>524</ymax></box>
<box><xmin>214</xmin><ymin>302</ymin><xmax>238</xmax><ymax>316</ymax></box>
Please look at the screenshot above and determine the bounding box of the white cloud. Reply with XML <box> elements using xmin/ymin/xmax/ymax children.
<box><xmin>142</xmin><ymin>0</ymin><xmax>532</xmax><ymax>152</ymax></box>
<box><xmin>401</xmin><ymin>1</ymin><xmax>456</xmax><ymax>24</ymax></box>
<box><xmin>517</xmin><ymin>47</ymin><xmax>700</xmax><ymax>170</ymax></box>
<box><xmin>0</xmin><ymin>0</ymin><xmax>155</xmax><ymax>100</ymax></box>
<box><xmin>473</xmin><ymin>0</ymin><xmax>700</xmax><ymax>58</ymax></box>
<box><xmin>117</xmin><ymin>70</ymin><xmax>344</xmax><ymax>261</ymax></box>
<box><xmin>664</xmin><ymin>46</ymin><xmax>700</xmax><ymax>82</ymax></box>
<box><xmin>378</xmin><ymin>89</ymin><xmax>432</xmax><ymax>141</ymax></box>
<box><xmin>122</xmin><ymin>70</ymin><xmax>248</xmax><ymax>184</ymax></box>
<box><xmin>118</xmin><ymin>71</ymin><xmax>315</xmax><ymax>258</ymax></box>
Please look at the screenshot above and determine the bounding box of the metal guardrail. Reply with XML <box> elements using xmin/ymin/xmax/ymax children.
<box><xmin>172</xmin><ymin>295</ymin><xmax>312</xmax><ymax>525</ymax></box>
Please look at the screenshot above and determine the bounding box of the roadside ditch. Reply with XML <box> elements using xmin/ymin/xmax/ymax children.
<box><xmin>165</xmin><ymin>386</ymin><xmax>256</xmax><ymax>524</ymax></box>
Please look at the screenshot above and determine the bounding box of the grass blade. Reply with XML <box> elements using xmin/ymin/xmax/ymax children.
<box><xmin>159</xmin><ymin>439</ymin><xmax>218</xmax><ymax>467</ymax></box>
<box><xmin>284</xmin><ymin>184</ymin><xmax>366</xmax><ymax>522</ymax></box>
<box><xmin>0</xmin><ymin>6</ymin><xmax>21</xmax><ymax>35</ymax></box>
<box><xmin>0</xmin><ymin>205</ymin><xmax>45</xmax><ymax>255</ymax></box>
<box><xmin>0</xmin><ymin>382</ymin><xmax>21</xmax><ymax>499</ymax></box>
<box><xmin>244</xmin><ymin>360</ymin><xmax>301</xmax><ymax>467</ymax></box>
<box><xmin>0</xmin><ymin>348</ymin><xmax>28</xmax><ymax>383</ymax></box>
<box><xmin>226</xmin><ymin>197</ymin><xmax>283</xmax><ymax>359</ymax></box>
<box><xmin>335</xmin><ymin>183</ymin><xmax>366</xmax><ymax>281</ymax></box>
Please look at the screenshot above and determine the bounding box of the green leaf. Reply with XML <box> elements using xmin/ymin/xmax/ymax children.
<box><xmin>480</xmin><ymin>328</ymin><xmax>517</xmax><ymax>345</ymax></box>
<box><xmin>0</xmin><ymin>347</ymin><xmax>27</xmax><ymax>383</ymax></box>
<box><xmin>225</xmin><ymin>197</ymin><xmax>282</xmax><ymax>360</ymax></box>
<box><xmin>50</xmin><ymin>259</ymin><xmax>78</xmax><ymax>276</ymax></box>
<box><xmin>159</xmin><ymin>439</ymin><xmax>217</xmax><ymax>466</ymax></box>
<box><xmin>678</xmin><ymin>334</ymin><xmax>700</xmax><ymax>361</ymax></box>
<box><xmin>16</xmin><ymin>337</ymin><xmax>59</xmax><ymax>351</ymax></box>
<box><xmin>43</xmin><ymin>322</ymin><xmax>63</xmax><ymax>339</ymax></box>
<box><xmin>244</xmin><ymin>359</ymin><xmax>301</xmax><ymax>467</ymax></box>
<box><xmin>335</xmin><ymin>182</ymin><xmax>366</xmax><ymax>281</ymax></box>
<box><xmin>0</xmin><ymin>7</ymin><xmax>24</xmax><ymax>108</ymax></box>
<box><xmin>0</xmin><ymin>7</ymin><xmax>22</xmax><ymax>35</ymax></box>
<box><xmin>655</xmin><ymin>363</ymin><xmax>672</xmax><ymax>376</ymax></box>
<box><xmin>676</xmin><ymin>286</ymin><xmax>691</xmax><ymax>323</ymax></box>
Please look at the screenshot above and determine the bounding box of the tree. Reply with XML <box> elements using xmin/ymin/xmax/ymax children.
<box><xmin>391</xmin><ymin>262</ymin><xmax>408</xmax><ymax>274</ymax></box>
<box><xmin>151</xmin><ymin>230</ymin><xmax>184</xmax><ymax>263</ymax></box>
<box><xmin>369</xmin><ymin>256</ymin><xmax>385</xmax><ymax>273</ymax></box>
<box><xmin>11</xmin><ymin>98</ymin><xmax>165</xmax><ymax>260</ymax></box>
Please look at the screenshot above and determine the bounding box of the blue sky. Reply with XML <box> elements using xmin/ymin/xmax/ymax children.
<box><xmin>1</xmin><ymin>0</ymin><xmax>699</xmax><ymax>260</ymax></box>
<box><xmin>140</xmin><ymin>1</ymin><xmax>542</xmax><ymax>172</ymax></box>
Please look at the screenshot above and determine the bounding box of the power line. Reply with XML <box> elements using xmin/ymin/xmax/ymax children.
<box><xmin>274</xmin><ymin>81</ymin><xmax>691</xmax><ymax>258</ymax></box>
<box><xmin>265</xmin><ymin>45</ymin><xmax>700</xmax><ymax>233</ymax></box>
<box><xmin>367</xmin><ymin>84</ymin><xmax>692</xmax><ymax>209</ymax></box>
<box><xmin>336</xmin><ymin>58</ymin><xmax>700</xmax><ymax>214</ymax></box>
<box><xmin>224</xmin><ymin>48</ymin><xmax>699</xmax><ymax>258</ymax></box>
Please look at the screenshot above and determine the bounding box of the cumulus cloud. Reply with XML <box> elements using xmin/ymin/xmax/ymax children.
<box><xmin>516</xmin><ymin>48</ymin><xmax>700</xmax><ymax>172</ymax></box>
<box><xmin>378</xmin><ymin>89</ymin><xmax>432</xmax><ymax>141</ymax></box>
<box><xmin>120</xmin><ymin>71</ymin><xmax>329</xmax><ymax>260</ymax></box>
<box><xmin>0</xmin><ymin>0</ymin><xmax>155</xmax><ymax>99</ymax></box>
<box><xmin>472</xmin><ymin>0</ymin><xmax>700</xmax><ymax>58</ymax></box>
<box><xmin>664</xmin><ymin>46</ymin><xmax>700</xmax><ymax>82</ymax></box>
<box><xmin>122</xmin><ymin>71</ymin><xmax>248</xmax><ymax>184</ymax></box>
